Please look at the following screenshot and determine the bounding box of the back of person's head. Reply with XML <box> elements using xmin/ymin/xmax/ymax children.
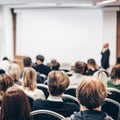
<box><xmin>116</xmin><ymin>57</ymin><xmax>120</xmax><ymax>64</ymax></box>
<box><xmin>0</xmin><ymin>74</ymin><xmax>14</xmax><ymax>92</ymax></box>
<box><xmin>23</xmin><ymin>56</ymin><xmax>32</xmax><ymax>67</ymax></box>
<box><xmin>87</xmin><ymin>58</ymin><xmax>96</xmax><ymax>66</ymax></box>
<box><xmin>2</xmin><ymin>57</ymin><xmax>9</xmax><ymax>61</ymax></box>
<box><xmin>110</xmin><ymin>64</ymin><xmax>120</xmax><ymax>79</ymax></box>
<box><xmin>51</xmin><ymin>62</ymin><xmax>60</xmax><ymax>71</ymax></box>
<box><xmin>36</xmin><ymin>55</ymin><xmax>44</xmax><ymax>62</ymax></box>
<box><xmin>1</xmin><ymin>86</ymin><xmax>32</xmax><ymax>120</ymax></box>
<box><xmin>93</xmin><ymin>70</ymin><xmax>108</xmax><ymax>87</ymax></box>
<box><xmin>73</xmin><ymin>61</ymin><xmax>85</xmax><ymax>74</ymax></box>
<box><xmin>8</xmin><ymin>63</ymin><xmax>21</xmax><ymax>81</ymax></box>
<box><xmin>23</xmin><ymin>67</ymin><xmax>36</xmax><ymax>91</ymax></box>
<box><xmin>48</xmin><ymin>71</ymin><xmax>70</xmax><ymax>96</ymax></box>
<box><xmin>76</xmin><ymin>76</ymin><xmax>107</xmax><ymax>110</ymax></box>
<box><xmin>112</xmin><ymin>64</ymin><xmax>120</xmax><ymax>80</ymax></box>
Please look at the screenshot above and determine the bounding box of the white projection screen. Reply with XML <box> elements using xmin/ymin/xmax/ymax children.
<box><xmin>16</xmin><ymin>8</ymin><xmax>103</xmax><ymax>65</ymax></box>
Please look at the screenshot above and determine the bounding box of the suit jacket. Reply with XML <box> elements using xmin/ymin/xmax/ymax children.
<box><xmin>101</xmin><ymin>49</ymin><xmax>110</xmax><ymax>69</ymax></box>
<box><xmin>33</xmin><ymin>99</ymin><xmax>80</xmax><ymax>117</ymax></box>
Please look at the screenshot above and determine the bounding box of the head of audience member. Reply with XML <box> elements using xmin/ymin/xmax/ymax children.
<box><xmin>23</xmin><ymin>67</ymin><xmax>37</xmax><ymax>91</ymax></box>
<box><xmin>0</xmin><ymin>74</ymin><xmax>14</xmax><ymax>94</ymax></box>
<box><xmin>87</xmin><ymin>58</ymin><xmax>97</xmax><ymax>70</ymax></box>
<box><xmin>110</xmin><ymin>64</ymin><xmax>120</xmax><ymax>79</ymax></box>
<box><xmin>76</xmin><ymin>76</ymin><xmax>107</xmax><ymax>111</ymax></box>
<box><xmin>23</xmin><ymin>56</ymin><xmax>32</xmax><ymax>67</ymax></box>
<box><xmin>116</xmin><ymin>57</ymin><xmax>120</xmax><ymax>65</ymax></box>
<box><xmin>93</xmin><ymin>70</ymin><xmax>108</xmax><ymax>87</ymax></box>
<box><xmin>1</xmin><ymin>86</ymin><xmax>32</xmax><ymax>120</ymax></box>
<box><xmin>47</xmin><ymin>71</ymin><xmax>70</xmax><ymax>96</ymax></box>
<box><xmin>51</xmin><ymin>61</ymin><xmax>60</xmax><ymax>71</ymax></box>
<box><xmin>73</xmin><ymin>61</ymin><xmax>85</xmax><ymax>74</ymax></box>
<box><xmin>8</xmin><ymin>63</ymin><xmax>21</xmax><ymax>82</ymax></box>
<box><xmin>36</xmin><ymin>55</ymin><xmax>44</xmax><ymax>65</ymax></box>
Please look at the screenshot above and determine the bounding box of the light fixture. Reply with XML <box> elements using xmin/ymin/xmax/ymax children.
<box><xmin>96</xmin><ymin>0</ymin><xmax>117</xmax><ymax>5</ymax></box>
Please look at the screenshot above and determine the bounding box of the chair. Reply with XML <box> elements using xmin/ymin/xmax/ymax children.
<box><xmin>30</xmin><ymin>109</ymin><xmax>65</xmax><ymax>120</ymax></box>
<box><xmin>107</xmin><ymin>87</ymin><xmax>120</xmax><ymax>103</ymax></box>
<box><xmin>102</xmin><ymin>98</ymin><xmax>120</xmax><ymax>120</ymax></box>
<box><xmin>27</xmin><ymin>96</ymin><xmax>34</xmax><ymax>110</ymax></box>
<box><xmin>37</xmin><ymin>84</ymin><xmax>49</xmax><ymax>98</ymax></box>
<box><xmin>64</xmin><ymin>86</ymin><xmax>76</xmax><ymax>97</ymax></box>
<box><xmin>62</xmin><ymin>94</ymin><xmax>80</xmax><ymax>107</ymax></box>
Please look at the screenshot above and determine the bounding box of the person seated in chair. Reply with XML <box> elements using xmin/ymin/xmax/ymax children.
<box><xmin>33</xmin><ymin>71</ymin><xmax>79</xmax><ymax>117</ymax></box>
<box><xmin>63</xmin><ymin>77</ymin><xmax>113</xmax><ymax>120</ymax></box>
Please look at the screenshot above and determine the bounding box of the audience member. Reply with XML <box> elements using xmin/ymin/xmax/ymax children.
<box><xmin>93</xmin><ymin>70</ymin><xmax>108</xmax><ymax>87</ymax></box>
<box><xmin>69</xmin><ymin>61</ymin><xmax>87</xmax><ymax>86</ymax></box>
<box><xmin>1</xmin><ymin>86</ymin><xmax>32</xmax><ymax>120</ymax></box>
<box><xmin>21</xmin><ymin>67</ymin><xmax>45</xmax><ymax>100</ymax></box>
<box><xmin>33</xmin><ymin>55</ymin><xmax>51</xmax><ymax>76</ymax></box>
<box><xmin>20</xmin><ymin>56</ymin><xmax>44</xmax><ymax>83</ymax></box>
<box><xmin>85</xmin><ymin>58</ymin><xmax>98</xmax><ymax>76</ymax></box>
<box><xmin>0</xmin><ymin>74</ymin><xmax>14</xmax><ymax>105</ymax></box>
<box><xmin>33</xmin><ymin>71</ymin><xmax>79</xmax><ymax>117</ymax></box>
<box><xmin>63</xmin><ymin>77</ymin><xmax>112</xmax><ymax>120</ymax></box>
<box><xmin>8</xmin><ymin>63</ymin><xmax>22</xmax><ymax>86</ymax></box>
<box><xmin>107</xmin><ymin>64</ymin><xmax>120</xmax><ymax>90</ymax></box>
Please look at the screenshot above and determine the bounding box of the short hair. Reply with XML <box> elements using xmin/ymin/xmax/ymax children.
<box><xmin>76</xmin><ymin>76</ymin><xmax>107</xmax><ymax>110</ymax></box>
<box><xmin>1</xmin><ymin>87</ymin><xmax>32</xmax><ymax>120</ymax></box>
<box><xmin>0</xmin><ymin>74</ymin><xmax>14</xmax><ymax>92</ymax></box>
<box><xmin>87</xmin><ymin>58</ymin><xmax>96</xmax><ymax>66</ymax></box>
<box><xmin>113</xmin><ymin>64</ymin><xmax>120</xmax><ymax>79</ymax></box>
<box><xmin>48</xmin><ymin>71</ymin><xmax>70</xmax><ymax>96</ymax></box>
<box><xmin>51</xmin><ymin>62</ymin><xmax>60</xmax><ymax>70</ymax></box>
<box><xmin>23</xmin><ymin>57</ymin><xmax>32</xmax><ymax>67</ymax></box>
<box><xmin>23</xmin><ymin>67</ymin><xmax>37</xmax><ymax>91</ymax></box>
<box><xmin>36</xmin><ymin>55</ymin><xmax>44</xmax><ymax>62</ymax></box>
<box><xmin>8</xmin><ymin>63</ymin><xmax>21</xmax><ymax>81</ymax></box>
<box><xmin>73</xmin><ymin>61</ymin><xmax>85</xmax><ymax>73</ymax></box>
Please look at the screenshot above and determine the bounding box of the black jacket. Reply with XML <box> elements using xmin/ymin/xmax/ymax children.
<box><xmin>63</xmin><ymin>110</ymin><xmax>113</xmax><ymax>120</ymax></box>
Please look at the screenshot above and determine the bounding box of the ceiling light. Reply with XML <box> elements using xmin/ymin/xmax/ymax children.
<box><xmin>96</xmin><ymin>0</ymin><xmax>117</xmax><ymax>5</ymax></box>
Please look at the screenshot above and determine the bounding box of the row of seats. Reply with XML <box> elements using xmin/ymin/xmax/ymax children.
<box><xmin>28</xmin><ymin>84</ymin><xmax>120</xmax><ymax>120</ymax></box>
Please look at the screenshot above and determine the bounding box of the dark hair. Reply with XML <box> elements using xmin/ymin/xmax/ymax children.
<box><xmin>113</xmin><ymin>64</ymin><xmax>120</xmax><ymax>79</ymax></box>
<box><xmin>87</xmin><ymin>58</ymin><xmax>96</xmax><ymax>66</ymax></box>
<box><xmin>51</xmin><ymin>62</ymin><xmax>60</xmax><ymax>70</ymax></box>
<box><xmin>36</xmin><ymin>55</ymin><xmax>44</xmax><ymax>62</ymax></box>
<box><xmin>1</xmin><ymin>87</ymin><xmax>32</xmax><ymax>120</ymax></box>
<box><xmin>23</xmin><ymin>57</ymin><xmax>32</xmax><ymax>67</ymax></box>
<box><xmin>76</xmin><ymin>77</ymin><xmax>107</xmax><ymax>110</ymax></box>
<box><xmin>48</xmin><ymin>71</ymin><xmax>70</xmax><ymax>96</ymax></box>
<box><xmin>0</xmin><ymin>74</ymin><xmax>14</xmax><ymax>92</ymax></box>
<box><xmin>74</xmin><ymin>61</ymin><xmax>85</xmax><ymax>74</ymax></box>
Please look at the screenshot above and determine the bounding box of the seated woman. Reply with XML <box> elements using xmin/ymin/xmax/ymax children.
<box><xmin>107</xmin><ymin>64</ymin><xmax>120</xmax><ymax>90</ymax></box>
<box><xmin>33</xmin><ymin>71</ymin><xmax>79</xmax><ymax>117</ymax></box>
<box><xmin>63</xmin><ymin>76</ymin><xmax>113</xmax><ymax>120</ymax></box>
<box><xmin>20</xmin><ymin>67</ymin><xmax>45</xmax><ymax>100</ymax></box>
<box><xmin>0</xmin><ymin>74</ymin><xmax>14</xmax><ymax>105</ymax></box>
<box><xmin>1</xmin><ymin>86</ymin><xmax>32</xmax><ymax>120</ymax></box>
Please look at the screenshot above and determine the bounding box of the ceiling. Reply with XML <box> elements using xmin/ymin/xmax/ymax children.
<box><xmin>0</xmin><ymin>0</ymin><xmax>120</xmax><ymax>8</ymax></box>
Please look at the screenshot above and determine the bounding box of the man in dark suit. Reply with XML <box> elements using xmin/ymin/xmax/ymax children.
<box><xmin>101</xmin><ymin>43</ymin><xmax>110</xmax><ymax>69</ymax></box>
<box><xmin>33</xmin><ymin>71</ymin><xmax>79</xmax><ymax>117</ymax></box>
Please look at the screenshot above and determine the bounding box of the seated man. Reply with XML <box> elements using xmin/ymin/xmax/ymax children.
<box><xmin>63</xmin><ymin>77</ymin><xmax>113</xmax><ymax>120</ymax></box>
<box><xmin>33</xmin><ymin>71</ymin><xmax>79</xmax><ymax>117</ymax></box>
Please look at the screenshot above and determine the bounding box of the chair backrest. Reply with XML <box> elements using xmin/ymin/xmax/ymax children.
<box><xmin>37</xmin><ymin>84</ymin><xmax>49</xmax><ymax>98</ymax></box>
<box><xmin>102</xmin><ymin>98</ymin><xmax>120</xmax><ymax>120</ymax></box>
<box><xmin>30</xmin><ymin>109</ymin><xmax>65</xmax><ymax>120</ymax></box>
<box><xmin>27</xmin><ymin>96</ymin><xmax>34</xmax><ymax>110</ymax></box>
<box><xmin>62</xmin><ymin>94</ymin><xmax>80</xmax><ymax>107</ymax></box>
<box><xmin>64</xmin><ymin>86</ymin><xmax>76</xmax><ymax>97</ymax></box>
<box><xmin>107</xmin><ymin>87</ymin><xmax>120</xmax><ymax>103</ymax></box>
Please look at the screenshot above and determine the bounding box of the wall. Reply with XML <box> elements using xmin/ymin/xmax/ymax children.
<box><xmin>0</xmin><ymin>6</ymin><xmax>117</xmax><ymax>67</ymax></box>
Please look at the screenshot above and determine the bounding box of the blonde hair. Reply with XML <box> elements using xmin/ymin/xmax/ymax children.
<box><xmin>76</xmin><ymin>76</ymin><xmax>107</xmax><ymax>109</ymax></box>
<box><xmin>23</xmin><ymin>68</ymin><xmax>36</xmax><ymax>91</ymax></box>
<box><xmin>8</xmin><ymin>63</ymin><xmax>21</xmax><ymax>81</ymax></box>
